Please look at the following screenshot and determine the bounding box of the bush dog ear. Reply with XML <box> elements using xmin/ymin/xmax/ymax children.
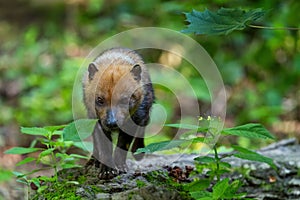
<box><xmin>88</xmin><ymin>63</ymin><xmax>98</xmax><ymax>80</ymax></box>
<box><xmin>130</xmin><ymin>64</ymin><xmax>142</xmax><ymax>81</ymax></box>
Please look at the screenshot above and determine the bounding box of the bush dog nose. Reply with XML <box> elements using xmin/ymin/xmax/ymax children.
<box><xmin>106</xmin><ymin>109</ymin><xmax>117</xmax><ymax>128</ymax></box>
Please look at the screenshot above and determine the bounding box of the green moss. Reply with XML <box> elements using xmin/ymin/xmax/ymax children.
<box><xmin>90</xmin><ymin>185</ymin><xmax>103</xmax><ymax>193</ymax></box>
<box><xmin>262</xmin><ymin>183</ymin><xmax>272</xmax><ymax>191</ymax></box>
<box><xmin>77</xmin><ymin>175</ymin><xmax>87</xmax><ymax>184</ymax></box>
<box><xmin>145</xmin><ymin>170</ymin><xmax>169</xmax><ymax>183</ymax></box>
<box><xmin>31</xmin><ymin>181</ymin><xmax>81</xmax><ymax>200</ymax></box>
<box><xmin>136</xmin><ymin>180</ymin><xmax>146</xmax><ymax>188</ymax></box>
<box><xmin>128</xmin><ymin>191</ymin><xmax>134</xmax><ymax>200</ymax></box>
<box><xmin>144</xmin><ymin>169</ymin><xmax>191</xmax><ymax>199</ymax></box>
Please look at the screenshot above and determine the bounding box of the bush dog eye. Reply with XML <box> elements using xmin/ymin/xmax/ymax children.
<box><xmin>96</xmin><ymin>97</ymin><xmax>105</xmax><ymax>106</ymax></box>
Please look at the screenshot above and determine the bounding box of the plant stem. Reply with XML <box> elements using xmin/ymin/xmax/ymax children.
<box><xmin>27</xmin><ymin>185</ymin><xmax>30</xmax><ymax>199</ymax></box>
<box><xmin>49</xmin><ymin>134</ymin><xmax>59</xmax><ymax>182</ymax></box>
<box><xmin>45</xmin><ymin>141</ymin><xmax>58</xmax><ymax>181</ymax></box>
<box><xmin>213</xmin><ymin>145</ymin><xmax>220</xmax><ymax>182</ymax></box>
<box><xmin>53</xmin><ymin>164</ymin><xmax>58</xmax><ymax>182</ymax></box>
<box><xmin>248</xmin><ymin>24</ymin><xmax>300</xmax><ymax>31</ymax></box>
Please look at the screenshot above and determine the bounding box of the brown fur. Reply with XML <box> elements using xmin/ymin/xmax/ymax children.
<box><xmin>82</xmin><ymin>48</ymin><xmax>154</xmax><ymax>179</ymax></box>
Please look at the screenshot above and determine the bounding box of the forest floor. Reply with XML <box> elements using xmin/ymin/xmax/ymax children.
<box><xmin>1</xmin><ymin>138</ymin><xmax>300</xmax><ymax>200</ymax></box>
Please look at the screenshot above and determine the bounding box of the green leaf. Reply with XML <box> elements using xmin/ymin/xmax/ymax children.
<box><xmin>182</xmin><ymin>8</ymin><xmax>266</xmax><ymax>35</ymax></box>
<box><xmin>16</xmin><ymin>157</ymin><xmax>36</xmax><ymax>166</ymax></box>
<box><xmin>73</xmin><ymin>141</ymin><xmax>93</xmax><ymax>152</ymax></box>
<box><xmin>55</xmin><ymin>152</ymin><xmax>67</xmax><ymax>159</ymax></box>
<box><xmin>44</xmin><ymin>125</ymin><xmax>66</xmax><ymax>133</ymax></box>
<box><xmin>69</xmin><ymin>154</ymin><xmax>89</xmax><ymax>160</ymax></box>
<box><xmin>61</xmin><ymin>163</ymin><xmax>81</xmax><ymax>169</ymax></box>
<box><xmin>232</xmin><ymin>145</ymin><xmax>276</xmax><ymax>169</ymax></box>
<box><xmin>52</xmin><ymin>130</ymin><xmax>63</xmax><ymax>136</ymax></box>
<box><xmin>38</xmin><ymin>176</ymin><xmax>54</xmax><ymax>182</ymax></box>
<box><xmin>31</xmin><ymin>177</ymin><xmax>41</xmax><ymax>188</ymax></box>
<box><xmin>13</xmin><ymin>171</ymin><xmax>26</xmax><ymax>178</ymax></box>
<box><xmin>4</xmin><ymin>147</ymin><xmax>41</xmax><ymax>155</ymax></box>
<box><xmin>184</xmin><ymin>179</ymin><xmax>210</xmax><ymax>192</ymax></box>
<box><xmin>212</xmin><ymin>178</ymin><xmax>229</xmax><ymax>199</ymax></box>
<box><xmin>165</xmin><ymin>123</ymin><xmax>199</xmax><ymax>130</ymax></box>
<box><xmin>63</xmin><ymin>119</ymin><xmax>98</xmax><ymax>142</ymax></box>
<box><xmin>228</xmin><ymin>179</ymin><xmax>241</xmax><ymax>193</ymax></box>
<box><xmin>219</xmin><ymin>161</ymin><xmax>231</xmax><ymax>169</ymax></box>
<box><xmin>21</xmin><ymin>127</ymin><xmax>50</xmax><ymax>136</ymax></box>
<box><xmin>223</xmin><ymin>180</ymin><xmax>246</xmax><ymax>199</ymax></box>
<box><xmin>191</xmin><ymin>137</ymin><xmax>205</xmax><ymax>143</ymax></box>
<box><xmin>194</xmin><ymin>156</ymin><xmax>215</xmax><ymax>163</ymax></box>
<box><xmin>221</xmin><ymin>123</ymin><xmax>275</xmax><ymax>140</ymax></box>
<box><xmin>38</xmin><ymin>185</ymin><xmax>48</xmax><ymax>193</ymax></box>
<box><xmin>190</xmin><ymin>191</ymin><xmax>212</xmax><ymax>199</ymax></box>
<box><xmin>29</xmin><ymin>139</ymin><xmax>38</xmax><ymax>148</ymax></box>
<box><xmin>165</xmin><ymin>123</ymin><xmax>208</xmax><ymax>132</ymax></box>
<box><xmin>0</xmin><ymin>168</ymin><xmax>13</xmax><ymax>182</ymax></box>
<box><xmin>39</xmin><ymin>148</ymin><xmax>55</xmax><ymax>158</ymax></box>
<box><xmin>16</xmin><ymin>178</ymin><xmax>28</xmax><ymax>185</ymax></box>
<box><xmin>135</xmin><ymin>139</ymin><xmax>188</xmax><ymax>154</ymax></box>
<box><xmin>48</xmin><ymin>140</ymin><xmax>71</xmax><ymax>149</ymax></box>
<box><xmin>66</xmin><ymin>181</ymin><xmax>80</xmax><ymax>185</ymax></box>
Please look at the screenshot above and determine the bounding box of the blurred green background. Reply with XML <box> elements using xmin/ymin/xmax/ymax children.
<box><xmin>0</xmin><ymin>0</ymin><xmax>299</xmax><ymax>149</ymax></box>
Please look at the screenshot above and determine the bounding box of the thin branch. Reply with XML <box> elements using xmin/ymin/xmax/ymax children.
<box><xmin>21</xmin><ymin>167</ymin><xmax>53</xmax><ymax>177</ymax></box>
<box><xmin>213</xmin><ymin>146</ymin><xmax>220</xmax><ymax>182</ymax></box>
<box><xmin>248</xmin><ymin>24</ymin><xmax>300</xmax><ymax>31</ymax></box>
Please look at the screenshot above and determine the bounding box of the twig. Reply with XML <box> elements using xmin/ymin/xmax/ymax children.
<box><xmin>248</xmin><ymin>24</ymin><xmax>300</xmax><ymax>31</ymax></box>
